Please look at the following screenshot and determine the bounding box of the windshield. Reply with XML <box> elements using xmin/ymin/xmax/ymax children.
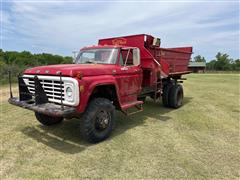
<box><xmin>76</xmin><ymin>48</ymin><xmax>118</xmax><ymax>64</ymax></box>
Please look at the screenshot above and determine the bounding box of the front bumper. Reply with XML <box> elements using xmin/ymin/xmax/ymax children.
<box><xmin>9</xmin><ymin>97</ymin><xmax>76</xmax><ymax>117</ymax></box>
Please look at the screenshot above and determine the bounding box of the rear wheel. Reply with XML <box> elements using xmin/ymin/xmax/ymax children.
<box><xmin>168</xmin><ymin>84</ymin><xmax>183</xmax><ymax>108</ymax></box>
<box><xmin>162</xmin><ymin>83</ymin><xmax>173</xmax><ymax>107</ymax></box>
<box><xmin>35</xmin><ymin>112</ymin><xmax>63</xmax><ymax>126</ymax></box>
<box><xmin>138</xmin><ymin>96</ymin><xmax>146</xmax><ymax>103</ymax></box>
<box><xmin>80</xmin><ymin>98</ymin><xmax>115</xmax><ymax>143</ymax></box>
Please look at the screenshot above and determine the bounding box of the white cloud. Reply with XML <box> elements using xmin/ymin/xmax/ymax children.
<box><xmin>1</xmin><ymin>1</ymin><xmax>239</xmax><ymax>60</ymax></box>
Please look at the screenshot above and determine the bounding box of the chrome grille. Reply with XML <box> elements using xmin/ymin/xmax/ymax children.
<box><xmin>25</xmin><ymin>77</ymin><xmax>65</xmax><ymax>102</ymax></box>
<box><xmin>22</xmin><ymin>75</ymin><xmax>80</xmax><ymax>106</ymax></box>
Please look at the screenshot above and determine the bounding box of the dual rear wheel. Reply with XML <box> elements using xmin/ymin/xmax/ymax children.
<box><xmin>162</xmin><ymin>83</ymin><xmax>183</xmax><ymax>108</ymax></box>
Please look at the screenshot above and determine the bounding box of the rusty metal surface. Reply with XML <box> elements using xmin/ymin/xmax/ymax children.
<box><xmin>8</xmin><ymin>97</ymin><xmax>76</xmax><ymax>117</ymax></box>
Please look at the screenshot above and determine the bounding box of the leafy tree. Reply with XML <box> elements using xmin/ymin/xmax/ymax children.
<box><xmin>231</xmin><ymin>59</ymin><xmax>240</xmax><ymax>71</ymax></box>
<box><xmin>206</xmin><ymin>60</ymin><xmax>216</xmax><ymax>70</ymax></box>
<box><xmin>194</xmin><ymin>55</ymin><xmax>206</xmax><ymax>62</ymax></box>
<box><xmin>0</xmin><ymin>49</ymin><xmax>73</xmax><ymax>84</ymax></box>
<box><xmin>0</xmin><ymin>49</ymin><xmax>4</xmax><ymax>62</ymax></box>
<box><xmin>206</xmin><ymin>52</ymin><xmax>239</xmax><ymax>71</ymax></box>
<box><xmin>214</xmin><ymin>52</ymin><xmax>231</xmax><ymax>71</ymax></box>
<box><xmin>62</xmin><ymin>56</ymin><xmax>73</xmax><ymax>64</ymax></box>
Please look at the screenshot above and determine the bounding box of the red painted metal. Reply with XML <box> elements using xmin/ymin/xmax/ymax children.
<box><xmin>99</xmin><ymin>34</ymin><xmax>192</xmax><ymax>74</ymax></box>
<box><xmin>21</xmin><ymin>34</ymin><xmax>192</xmax><ymax>114</ymax></box>
<box><xmin>99</xmin><ymin>34</ymin><xmax>192</xmax><ymax>81</ymax></box>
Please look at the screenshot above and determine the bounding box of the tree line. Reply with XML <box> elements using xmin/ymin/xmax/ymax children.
<box><xmin>0</xmin><ymin>49</ymin><xmax>73</xmax><ymax>84</ymax></box>
<box><xmin>193</xmin><ymin>52</ymin><xmax>240</xmax><ymax>71</ymax></box>
<box><xmin>0</xmin><ymin>49</ymin><xmax>239</xmax><ymax>84</ymax></box>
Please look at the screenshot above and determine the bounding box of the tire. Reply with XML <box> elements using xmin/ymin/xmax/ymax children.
<box><xmin>162</xmin><ymin>83</ymin><xmax>173</xmax><ymax>107</ymax></box>
<box><xmin>35</xmin><ymin>112</ymin><xmax>63</xmax><ymax>126</ymax></box>
<box><xmin>138</xmin><ymin>96</ymin><xmax>146</xmax><ymax>103</ymax></box>
<box><xmin>80</xmin><ymin>98</ymin><xmax>115</xmax><ymax>143</ymax></box>
<box><xmin>168</xmin><ymin>84</ymin><xmax>184</xmax><ymax>108</ymax></box>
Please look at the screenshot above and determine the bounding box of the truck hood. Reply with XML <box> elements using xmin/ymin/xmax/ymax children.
<box><xmin>24</xmin><ymin>64</ymin><xmax>117</xmax><ymax>77</ymax></box>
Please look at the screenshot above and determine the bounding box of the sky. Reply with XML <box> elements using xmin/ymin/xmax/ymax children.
<box><xmin>0</xmin><ymin>0</ymin><xmax>239</xmax><ymax>61</ymax></box>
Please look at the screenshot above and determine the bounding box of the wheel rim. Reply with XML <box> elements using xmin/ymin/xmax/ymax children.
<box><xmin>94</xmin><ymin>110</ymin><xmax>111</xmax><ymax>131</ymax></box>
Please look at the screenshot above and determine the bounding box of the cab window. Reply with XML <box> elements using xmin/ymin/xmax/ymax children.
<box><xmin>120</xmin><ymin>48</ymin><xmax>140</xmax><ymax>66</ymax></box>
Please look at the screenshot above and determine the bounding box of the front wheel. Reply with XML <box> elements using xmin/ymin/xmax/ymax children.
<box><xmin>35</xmin><ymin>112</ymin><xmax>63</xmax><ymax>126</ymax></box>
<box><xmin>80</xmin><ymin>98</ymin><xmax>115</xmax><ymax>143</ymax></box>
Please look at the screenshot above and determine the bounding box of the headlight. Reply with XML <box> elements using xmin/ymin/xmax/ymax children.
<box><xmin>65</xmin><ymin>85</ymin><xmax>74</xmax><ymax>102</ymax></box>
<box><xmin>66</xmin><ymin>87</ymin><xmax>73</xmax><ymax>97</ymax></box>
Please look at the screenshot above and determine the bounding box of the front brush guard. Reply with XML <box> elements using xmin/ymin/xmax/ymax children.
<box><xmin>8</xmin><ymin>97</ymin><xmax>76</xmax><ymax>117</ymax></box>
<box><xmin>8</xmin><ymin>73</ymin><xmax>76</xmax><ymax>117</ymax></box>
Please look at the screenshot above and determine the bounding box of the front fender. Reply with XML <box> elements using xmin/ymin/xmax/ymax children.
<box><xmin>77</xmin><ymin>75</ymin><xmax>120</xmax><ymax>113</ymax></box>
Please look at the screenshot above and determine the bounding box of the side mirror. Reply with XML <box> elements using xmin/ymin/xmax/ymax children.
<box><xmin>72</xmin><ymin>51</ymin><xmax>78</xmax><ymax>63</ymax></box>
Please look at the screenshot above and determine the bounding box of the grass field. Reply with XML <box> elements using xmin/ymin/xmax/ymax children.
<box><xmin>0</xmin><ymin>74</ymin><xmax>239</xmax><ymax>179</ymax></box>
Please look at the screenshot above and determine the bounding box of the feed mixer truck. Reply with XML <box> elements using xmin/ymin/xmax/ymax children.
<box><xmin>8</xmin><ymin>34</ymin><xmax>193</xmax><ymax>143</ymax></box>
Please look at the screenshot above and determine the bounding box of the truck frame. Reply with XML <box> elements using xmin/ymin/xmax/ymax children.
<box><xmin>8</xmin><ymin>34</ymin><xmax>192</xmax><ymax>143</ymax></box>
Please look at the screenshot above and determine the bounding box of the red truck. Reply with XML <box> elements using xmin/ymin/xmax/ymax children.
<box><xmin>8</xmin><ymin>34</ymin><xmax>192</xmax><ymax>143</ymax></box>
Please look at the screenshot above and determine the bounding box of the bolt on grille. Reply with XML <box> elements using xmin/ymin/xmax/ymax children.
<box><xmin>23</xmin><ymin>76</ymin><xmax>65</xmax><ymax>103</ymax></box>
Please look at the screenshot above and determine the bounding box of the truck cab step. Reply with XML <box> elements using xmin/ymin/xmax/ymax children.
<box><xmin>121</xmin><ymin>101</ymin><xmax>143</xmax><ymax>116</ymax></box>
<box><xmin>121</xmin><ymin>100</ymin><xmax>143</xmax><ymax>110</ymax></box>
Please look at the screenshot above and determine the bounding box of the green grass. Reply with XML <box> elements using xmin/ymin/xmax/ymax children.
<box><xmin>0</xmin><ymin>74</ymin><xmax>239</xmax><ymax>179</ymax></box>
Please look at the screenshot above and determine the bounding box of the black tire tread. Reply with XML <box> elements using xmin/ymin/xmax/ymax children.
<box><xmin>168</xmin><ymin>84</ymin><xmax>183</xmax><ymax>108</ymax></box>
<box><xmin>35</xmin><ymin>112</ymin><xmax>63</xmax><ymax>126</ymax></box>
<box><xmin>138</xmin><ymin>96</ymin><xmax>146</xmax><ymax>103</ymax></box>
<box><xmin>80</xmin><ymin>98</ymin><xmax>115</xmax><ymax>143</ymax></box>
<box><xmin>162</xmin><ymin>83</ymin><xmax>173</xmax><ymax>107</ymax></box>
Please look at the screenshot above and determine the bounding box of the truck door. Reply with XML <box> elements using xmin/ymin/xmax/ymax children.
<box><xmin>115</xmin><ymin>48</ymin><xmax>142</xmax><ymax>105</ymax></box>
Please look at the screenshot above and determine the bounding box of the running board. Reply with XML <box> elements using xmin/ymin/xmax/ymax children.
<box><xmin>121</xmin><ymin>102</ymin><xmax>143</xmax><ymax>116</ymax></box>
<box><xmin>121</xmin><ymin>100</ymin><xmax>143</xmax><ymax>110</ymax></box>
